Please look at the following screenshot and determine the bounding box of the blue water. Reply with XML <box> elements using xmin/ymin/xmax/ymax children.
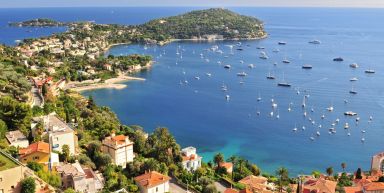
<box><xmin>2</xmin><ymin>7</ymin><xmax>384</xmax><ymax>175</ymax></box>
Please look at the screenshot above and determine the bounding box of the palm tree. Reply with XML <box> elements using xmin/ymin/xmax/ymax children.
<box><xmin>276</xmin><ymin>167</ymin><xmax>289</xmax><ymax>192</ymax></box>
<box><xmin>341</xmin><ymin>162</ymin><xmax>346</xmax><ymax>172</ymax></box>
<box><xmin>213</xmin><ymin>153</ymin><xmax>224</xmax><ymax>168</ymax></box>
<box><xmin>326</xmin><ymin>167</ymin><xmax>334</xmax><ymax>177</ymax></box>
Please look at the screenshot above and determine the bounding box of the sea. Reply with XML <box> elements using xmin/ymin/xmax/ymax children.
<box><xmin>2</xmin><ymin>7</ymin><xmax>384</xmax><ymax>176</ymax></box>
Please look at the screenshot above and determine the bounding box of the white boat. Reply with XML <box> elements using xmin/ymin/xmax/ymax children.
<box><xmin>310</xmin><ymin>136</ymin><xmax>315</xmax><ymax>141</ymax></box>
<box><xmin>361</xmin><ymin>137</ymin><xmax>365</xmax><ymax>143</ymax></box>
<box><xmin>350</xmin><ymin>77</ymin><xmax>358</xmax><ymax>81</ymax></box>
<box><xmin>206</xmin><ymin>73</ymin><xmax>212</xmax><ymax>77</ymax></box>
<box><xmin>248</xmin><ymin>64</ymin><xmax>255</xmax><ymax>68</ymax></box>
<box><xmin>195</xmin><ymin>76</ymin><xmax>200</xmax><ymax>80</ymax></box>
<box><xmin>225</xmin><ymin>95</ymin><xmax>230</xmax><ymax>101</ymax></box>
<box><xmin>349</xmin><ymin>85</ymin><xmax>357</xmax><ymax>94</ymax></box>
<box><xmin>272</xmin><ymin>103</ymin><xmax>278</xmax><ymax>108</ymax></box>
<box><xmin>302</xmin><ymin>126</ymin><xmax>306</xmax><ymax>130</ymax></box>
<box><xmin>365</xmin><ymin>69</ymin><xmax>375</xmax><ymax>73</ymax></box>
<box><xmin>282</xmin><ymin>59</ymin><xmax>290</xmax><ymax>64</ymax></box>
<box><xmin>257</xmin><ymin>93</ymin><xmax>262</xmax><ymax>101</ymax></box>
<box><xmin>224</xmin><ymin>65</ymin><xmax>231</xmax><ymax>69</ymax></box>
<box><xmin>344</xmin><ymin>111</ymin><xmax>357</xmax><ymax>116</ymax></box>
<box><xmin>316</xmin><ymin>131</ymin><xmax>321</xmax><ymax>136</ymax></box>
<box><xmin>326</xmin><ymin>106</ymin><xmax>334</xmax><ymax>112</ymax></box>
<box><xmin>293</xmin><ymin>124</ymin><xmax>298</xmax><ymax>132</ymax></box>
<box><xmin>273</xmin><ymin>48</ymin><xmax>280</xmax><ymax>53</ymax></box>
<box><xmin>237</xmin><ymin>72</ymin><xmax>247</xmax><ymax>77</ymax></box>
<box><xmin>266</xmin><ymin>71</ymin><xmax>276</xmax><ymax>79</ymax></box>
<box><xmin>344</xmin><ymin>123</ymin><xmax>349</xmax><ymax>129</ymax></box>
<box><xmin>270</xmin><ymin>111</ymin><xmax>274</xmax><ymax>117</ymax></box>
<box><xmin>349</xmin><ymin>63</ymin><xmax>359</xmax><ymax>68</ymax></box>
<box><xmin>302</xmin><ymin>96</ymin><xmax>306</xmax><ymax>108</ymax></box>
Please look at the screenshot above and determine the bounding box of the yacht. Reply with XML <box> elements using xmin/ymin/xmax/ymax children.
<box><xmin>293</xmin><ymin>124</ymin><xmax>298</xmax><ymax>132</ymax></box>
<box><xmin>195</xmin><ymin>76</ymin><xmax>200</xmax><ymax>80</ymax></box>
<box><xmin>350</xmin><ymin>77</ymin><xmax>358</xmax><ymax>81</ymax></box>
<box><xmin>282</xmin><ymin>59</ymin><xmax>290</xmax><ymax>64</ymax></box>
<box><xmin>302</xmin><ymin>64</ymin><xmax>313</xmax><ymax>69</ymax></box>
<box><xmin>308</xmin><ymin>40</ymin><xmax>321</xmax><ymax>44</ymax></box>
<box><xmin>272</xmin><ymin>48</ymin><xmax>280</xmax><ymax>53</ymax></box>
<box><xmin>349</xmin><ymin>85</ymin><xmax>357</xmax><ymax>94</ymax></box>
<box><xmin>277</xmin><ymin>73</ymin><xmax>291</xmax><ymax>87</ymax></box>
<box><xmin>344</xmin><ymin>123</ymin><xmax>349</xmax><ymax>129</ymax></box>
<box><xmin>333</xmin><ymin>57</ymin><xmax>344</xmax><ymax>62</ymax></box>
<box><xmin>266</xmin><ymin>71</ymin><xmax>276</xmax><ymax>79</ymax></box>
<box><xmin>278</xmin><ymin>41</ymin><xmax>287</xmax><ymax>45</ymax></box>
<box><xmin>248</xmin><ymin>64</ymin><xmax>255</xmax><ymax>68</ymax></box>
<box><xmin>257</xmin><ymin>94</ymin><xmax>262</xmax><ymax>101</ymax></box>
<box><xmin>302</xmin><ymin>96</ymin><xmax>306</xmax><ymax>108</ymax></box>
<box><xmin>237</xmin><ymin>72</ymin><xmax>247</xmax><ymax>77</ymax></box>
<box><xmin>344</xmin><ymin>111</ymin><xmax>357</xmax><ymax>116</ymax></box>
<box><xmin>256</xmin><ymin>46</ymin><xmax>265</xmax><ymax>49</ymax></box>
<box><xmin>365</xmin><ymin>69</ymin><xmax>375</xmax><ymax>74</ymax></box>
<box><xmin>349</xmin><ymin>63</ymin><xmax>359</xmax><ymax>68</ymax></box>
<box><xmin>316</xmin><ymin>131</ymin><xmax>321</xmax><ymax>136</ymax></box>
<box><xmin>310</xmin><ymin>136</ymin><xmax>315</xmax><ymax>141</ymax></box>
<box><xmin>259</xmin><ymin>51</ymin><xmax>269</xmax><ymax>59</ymax></box>
<box><xmin>206</xmin><ymin>73</ymin><xmax>212</xmax><ymax>77</ymax></box>
<box><xmin>225</xmin><ymin>95</ymin><xmax>230</xmax><ymax>101</ymax></box>
<box><xmin>224</xmin><ymin>65</ymin><xmax>231</xmax><ymax>69</ymax></box>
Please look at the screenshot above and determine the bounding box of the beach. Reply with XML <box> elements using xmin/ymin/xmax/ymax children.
<box><xmin>66</xmin><ymin>75</ymin><xmax>145</xmax><ymax>92</ymax></box>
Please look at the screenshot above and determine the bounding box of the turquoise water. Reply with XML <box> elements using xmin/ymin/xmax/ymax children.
<box><xmin>2</xmin><ymin>7</ymin><xmax>384</xmax><ymax>175</ymax></box>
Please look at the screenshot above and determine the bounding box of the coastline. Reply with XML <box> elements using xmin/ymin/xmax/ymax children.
<box><xmin>66</xmin><ymin>74</ymin><xmax>145</xmax><ymax>92</ymax></box>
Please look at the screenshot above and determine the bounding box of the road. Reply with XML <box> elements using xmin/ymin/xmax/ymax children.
<box><xmin>169</xmin><ymin>178</ymin><xmax>191</xmax><ymax>193</ymax></box>
<box><xmin>214</xmin><ymin>181</ymin><xmax>228</xmax><ymax>193</ymax></box>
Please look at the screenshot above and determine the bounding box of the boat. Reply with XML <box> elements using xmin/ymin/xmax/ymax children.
<box><xmin>326</xmin><ymin>106</ymin><xmax>334</xmax><ymax>112</ymax></box>
<box><xmin>236</xmin><ymin>48</ymin><xmax>243</xmax><ymax>51</ymax></box>
<box><xmin>206</xmin><ymin>73</ymin><xmax>212</xmax><ymax>77</ymax></box>
<box><xmin>277</xmin><ymin>73</ymin><xmax>291</xmax><ymax>87</ymax></box>
<box><xmin>350</xmin><ymin>77</ymin><xmax>358</xmax><ymax>81</ymax></box>
<box><xmin>256</xmin><ymin>46</ymin><xmax>265</xmax><ymax>49</ymax></box>
<box><xmin>365</xmin><ymin>69</ymin><xmax>375</xmax><ymax>74</ymax></box>
<box><xmin>316</xmin><ymin>131</ymin><xmax>321</xmax><ymax>136</ymax></box>
<box><xmin>282</xmin><ymin>59</ymin><xmax>290</xmax><ymax>64</ymax></box>
<box><xmin>349</xmin><ymin>85</ymin><xmax>357</xmax><ymax>94</ymax></box>
<box><xmin>344</xmin><ymin>123</ymin><xmax>349</xmax><ymax>129</ymax></box>
<box><xmin>224</xmin><ymin>65</ymin><xmax>231</xmax><ymax>69</ymax></box>
<box><xmin>237</xmin><ymin>72</ymin><xmax>247</xmax><ymax>77</ymax></box>
<box><xmin>266</xmin><ymin>71</ymin><xmax>276</xmax><ymax>79</ymax></box>
<box><xmin>195</xmin><ymin>76</ymin><xmax>200</xmax><ymax>80</ymax></box>
<box><xmin>270</xmin><ymin>111</ymin><xmax>274</xmax><ymax>117</ymax></box>
<box><xmin>257</xmin><ymin>93</ymin><xmax>262</xmax><ymax>101</ymax></box>
<box><xmin>302</xmin><ymin>64</ymin><xmax>313</xmax><ymax>69</ymax></box>
<box><xmin>333</xmin><ymin>57</ymin><xmax>344</xmax><ymax>62</ymax></box>
<box><xmin>302</xmin><ymin>96</ymin><xmax>306</xmax><ymax>108</ymax></box>
<box><xmin>349</xmin><ymin>63</ymin><xmax>359</xmax><ymax>68</ymax></box>
<box><xmin>272</xmin><ymin>49</ymin><xmax>280</xmax><ymax>53</ymax></box>
<box><xmin>293</xmin><ymin>124</ymin><xmax>298</xmax><ymax>132</ymax></box>
<box><xmin>225</xmin><ymin>95</ymin><xmax>230</xmax><ymax>101</ymax></box>
<box><xmin>302</xmin><ymin>126</ymin><xmax>306</xmax><ymax>130</ymax></box>
<box><xmin>278</xmin><ymin>41</ymin><xmax>287</xmax><ymax>45</ymax></box>
<box><xmin>308</xmin><ymin>40</ymin><xmax>321</xmax><ymax>44</ymax></box>
<box><xmin>344</xmin><ymin>111</ymin><xmax>357</xmax><ymax>116</ymax></box>
<box><xmin>272</xmin><ymin>103</ymin><xmax>278</xmax><ymax>108</ymax></box>
<box><xmin>256</xmin><ymin>111</ymin><xmax>261</xmax><ymax>116</ymax></box>
<box><xmin>248</xmin><ymin>64</ymin><xmax>255</xmax><ymax>68</ymax></box>
<box><xmin>239</xmin><ymin>60</ymin><xmax>244</xmax><ymax>64</ymax></box>
<box><xmin>259</xmin><ymin>51</ymin><xmax>269</xmax><ymax>59</ymax></box>
<box><xmin>361</xmin><ymin>138</ymin><xmax>365</xmax><ymax>143</ymax></box>
<box><xmin>310</xmin><ymin>136</ymin><xmax>315</xmax><ymax>141</ymax></box>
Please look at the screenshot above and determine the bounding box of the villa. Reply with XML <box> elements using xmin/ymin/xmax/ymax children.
<box><xmin>18</xmin><ymin>141</ymin><xmax>51</xmax><ymax>170</ymax></box>
<box><xmin>300</xmin><ymin>176</ymin><xmax>337</xmax><ymax>193</ymax></box>
<box><xmin>134</xmin><ymin>171</ymin><xmax>170</xmax><ymax>193</ymax></box>
<box><xmin>101</xmin><ymin>133</ymin><xmax>134</xmax><ymax>168</ymax></box>
<box><xmin>31</xmin><ymin>113</ymin><xmax>78</xmax><ymax>155</ymax></box>
<box><xmin>56</xmin><ymin>161</ymin><xmax>104</xmax><ymax>193</ymax></box>
<box><xmin>5</xmin><ymin>130</ymin><xmax>29</xmax><ymax>148</ymax></box>
<box><xmin>239</xmin><ymin>175</ymin><xmax>274</xmax><ymax>192</ymax></box>
<box><xmin>181</xmin><ymin>146</ymin><xmax>202</xmax><ymax>171</ymax></box>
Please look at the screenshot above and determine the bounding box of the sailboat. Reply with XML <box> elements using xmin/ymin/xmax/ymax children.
<box><xmin>293</xmin><ymin>124</ymin><xmax>298</xmax><ymax>132</ymax></box>
<box><xmin>349</xmin><ymin>85</ymin><xmax>357</xmax><ymax>94</ymax></box>
<box><xmin>302</xmin><ymin>96</ymin><xmax>306</xmax><ymax>108</ymax></box>
<box><xmin>266</xmin><ymin>71</ymin><xmax>276</xmax><ymax>79</ymax></box>
<box><xmin>277</xmin><ymin>73</ymin><xmax>291</xmax><ymax>87</ymax></box>
<box><xmin>257</xmin><ymin>93</ymin><xmax>262</xmax><ymax>101</ymax></box>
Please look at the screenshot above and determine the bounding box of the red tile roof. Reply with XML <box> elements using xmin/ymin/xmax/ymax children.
<box><xmin>134</xmin><ymin>171</ymin><xmax>170</xmax><ymax>188</ymax></box>
<box><xmin>19</xmin><ymin>141</ymin><xmax>50</xmax><ymax>158</ymax></box>
<box><xmin>224</xmin><ymin>188</ymin><xmax>239</xmax><ymax>193</ymax></box>
<box><xmin>219</xmin><ymin>162</ymin><xmax>233</xmax><ymax>170</ymax></box>
<box><xmin>302</xmin><ymin>178</ymin><xmax>337</xmax><ymax>193</ymax></box>
<box><xmin>363</xmin><ymin>182</ymin><xmax>384</xmax><ymax>191</ymax></box>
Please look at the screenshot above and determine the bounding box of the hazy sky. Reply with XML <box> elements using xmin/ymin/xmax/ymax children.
<box><xmin>2</xmin><ymin>0</ymin><xmax>384</xmax><ymax>8</ymax></box>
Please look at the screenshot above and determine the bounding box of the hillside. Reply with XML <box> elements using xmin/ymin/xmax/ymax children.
<box><xmin>138</xmin><ymin>8</ymin><xmax>266</xmax><ymax>40</ymax></box>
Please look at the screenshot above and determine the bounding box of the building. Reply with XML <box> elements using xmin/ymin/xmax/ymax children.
<box><xmin>371</xmin><ymin>152</ymin><xmax>384</xmax><ymax>173</ymax></box>
<box><xmin>239</xmin><ymin>175</ymin><xmax>274</xmax><ymax>192</ymax></box>
<box><xmin>181</xmin><ymin>146</ymin><xmax>202</xmax><ymax>171</ymax></box>
<box><xmin>134</xmin><ymin>171</ymin><xmax>170</xmax><ymax>193</ymax></box>
<box><xmin>0</xmin><ymin>150</ymin><xmax>55</xmax><ymax>193</ymax></box>
<box><xmin>225</xmin><ymin>188</ymin><xmax>256</xmax><ymax>193</ymax></box>
<box><xmin>300</xmin><ymin>176</ymin><xmax>337</xmax><ymax>193</ymax></box>
<box><xmin>56</xmin><ymin>162</ymin><xmax>104</xmax><ymax>193</ymax></box>
<box><xmin>19</xmin><ymin>141</ymin><xmax>50</xmax><ymax>170</ymax></box>
<box><xmin>5</xmin><ymin>130</ymin><xmax>29</xmax><ymax>148</ymax></box>
<box><xmin>32</xmin><ymin>114</ymin><xmax>78</xmax><ymax>155</ymax></box>
<box><xmin>219</xmin><ymin>162</ymin><xmax>233</xmax><ymax>174</ymax></box>
<box><xmin>101</xmin><ymin>133</ymin><xmax>134</xmax><ymax>168</ymax></box>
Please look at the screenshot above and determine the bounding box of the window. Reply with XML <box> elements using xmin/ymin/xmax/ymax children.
<box><xmin>0</xmin><ymin>177</ymin><xmax>2</xmax><ymax>182</ymax></box>
<box><xmin>156</xmin><ymin>187</ymin><xmax>158</xmax><ymax>192</ymax></box>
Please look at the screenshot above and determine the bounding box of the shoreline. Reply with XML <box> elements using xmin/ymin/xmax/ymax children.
<box><xmin>66</xmin><ymin>75</ymin><xmax>146</xmax><ymax>92</ymax></box>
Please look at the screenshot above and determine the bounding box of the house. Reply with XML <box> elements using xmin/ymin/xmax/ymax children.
<box><xmin>19</xmin><ymin>141</ymin><xmax>50</xmax><ymax>170</ymax></box>
<box><xmin>239</xmin><ymin>175</ymin><xmax>274</xmax><ymax>192</ymax></box>
<box><xmin>0</xmin><ymin>150</ymin><xmax>55</xmax><ymax>193</ymax></box>
<box><xmin>219</xmin><ymin>162</ymin><xmax>233</xmax><ymax>174</ymax></box>
<box><xmin>225</xmin><ymin>188</ymin><xmax>256</xmax><ymax>193</ymax></box>
<box><xmin>31</xmin><ymin>114</ymin><xmax>78</xmax><ymax>155</ymax></box>
<box><xmin>181</xmin><ymin>146</ymin><xmax>202</xmax><ymax>171</ymax></box>
<box><xmin>363</xmin><ymin>182</ymin><xmax>384</xmax><ymax>193</ymax></box>
<box><xmin>134</xmin><ymin>171</ymin><xmax>170</xmax><ymax>193</ymax></box>
<box><xmin>5</xmin><ymin>130</ymin><xmax>29</xmax><ymax>148</ymax></box>
<box><xmin>56</xmin><ymin>161</ymin><xmax>104</xmax><ymax>193</ymax></box>
<box><xmin>371</xmin><ymin>152</ymin><xmax>384</xmax><ymax>173</ymax></box>
<box><xmin>103</xmin><ymin>64</ymin><xmax>113</xmax><ymax>71</ymax></box>
<box><xmin>101</xmin><ymin>133</ymin><xmax>134</xmax><ymax>168</ymax></box>
<box><xmin>301</xmin><ymin>176</ymin><xmax>337</xmax><ymax>193</ymax></box>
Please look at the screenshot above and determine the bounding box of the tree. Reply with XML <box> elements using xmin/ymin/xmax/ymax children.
<box><xmin>250</xmin><ymin>164</ymin><xmax>261</xmax><ymax>176</ymax></box>
<box><xmin>356</xmin><ymin>168</ymin><xmax>363</xmax><ymax>179</ymax></box>
<box><xmin>20</xmin><ymin>177</ymin><xmax>36</xmax><ymax>193</ymax></box>
<box><xmin>27</xmin><ymin>161</ymin><xmax>43</xmax><ymax>172</ymax></box>
<box><xmin>276</xmin><ymin>167</ymin><xmax>289</xmax><ymax>193</ymax></box>
<box><xmin>341</xmin><ymin>162</ymin><xmax>346</xmax><ymax>172</ymax></box>
<box><xmin>378</xmin><ymin>176</ymin><xmax>384</xmax><ymax>182</ymax></box>
<box><xmin>312</xmin><ymin>170</ymin><xmax>321</xmax><ymax>178</ymax></box>
<box><xmin>60</xmin><ymin>144</ymin><xmax>70</xmax><ymax>162</ymax></box>
<box><xmin>326</xmin><ymin>167</ymin><xmax>334</xmax><ymax>177</ymax></box>
<box><xmin>63</xmin><ymin>188</ymin><xmax>77</xmax><ymax>193</ymax></box>
<box><xmin>0</xmin><ymin>119</ymin><xmax>7</xmax><ymax>138</ymax></box>
<box><xmin>213</xmin><ymin>153</ymin><xmax>224</xmax><ymax>168</ymax></box>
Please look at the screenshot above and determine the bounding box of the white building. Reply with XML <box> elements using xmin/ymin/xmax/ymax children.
<box><xmin>181</xmin><ymin>146</ymin><xmax>202</xmax><ymax>171</ymax></box>
<box><xmin>5</xmin><ymin>130</ymin><xmax>29</xmax><ymax>148</ymax></box>
<box><xmin>31</xmin><ymin>113</ymin><xmax>78</xmax><ymax>155</ymax></box>
<box><xmin>134</xmin><ymin>171</ymin><xmax>170</xmax><ymax>193</ymax></box>
<box><xmin>101</xmin><ymin>133</ymin><xmax>134</xmax><ymax>168</ymax></box>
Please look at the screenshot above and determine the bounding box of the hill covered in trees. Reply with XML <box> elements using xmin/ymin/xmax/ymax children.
<box><xmin>138</xmin><ymin>8</ymin><xmax>266</xmax><ymax>40</ymax></box>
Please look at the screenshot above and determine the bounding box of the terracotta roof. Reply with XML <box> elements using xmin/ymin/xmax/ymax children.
<box><xmin>182</xmin><ymin>154</ymin><xmax>196</xmax><ymax>161</ymax></box>
<box><xmin>219</xmin><ymin>162</ymin><xmax>233</xmax><ymax>169</ymax></box>
<box><xmin>239</xmin><ymin>175</ymin><xmax>268</xmax><ymax>185</ymax></box>
<box><xmin>134</xmin><ymin>171</ymin><xmax>170</xmax><ymax>188</ymax></box>
<box><xmin>303</xmin><ymin>178</ymin><xmax>337</xmax><ymax>193</ymax></box>
<box><xmin>19</xmin><ymin>141</ymin><xmax>50</xmax><ymax>158</ymax></box>
<box><xmin>224</xmin><ymin>188</ymin><xmax>239</xmax><ymax>193</ymax></box>
<box><xmin>239</xmin><ymin>188</ymin><xmax>253</xmax><ymax>193</ymax></box>
<box><xmin>363</xmin><ymin>182</ymin><xmax>384</xmax><ymax>191</ymax></box>
<box><xmin>344</xmin><ymin>186</ymin><xmax>363</xmax><ymax>193</ymax></box>
<box><xmin>112</xmin><ymin>135</ymin><xmax>126</xmax><ymax>142</ymax></box>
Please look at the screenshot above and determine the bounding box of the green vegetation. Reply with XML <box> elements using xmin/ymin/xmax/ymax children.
<box><xmin>0</xmin><ymin>152</ymin><xmax>18</xmax><ymax>171</ymax></box>
<box><xmin>26</xmin><ymin>161</ymin><xmax>62</xmax><ymax>188</ymax></box>
<box><xmin>20</xmin><ymin>177</ymin><xmax>36</xmax><ymax>193</ymax></box>
<box><xmin>138</xmin><ymin>8</ymin><xmax>266</xmax><ymax>40</ymax></box>
<box><xmin>10</xmin><ymin>18</ymin><xmax>67</xmax><ymax>27</ymax></box>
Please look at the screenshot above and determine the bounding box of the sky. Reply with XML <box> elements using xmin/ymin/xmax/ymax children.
<box><xmin>1</xmin><ymin>0</ymin><xmax>384</xmax><ymax>8</ymax></box>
